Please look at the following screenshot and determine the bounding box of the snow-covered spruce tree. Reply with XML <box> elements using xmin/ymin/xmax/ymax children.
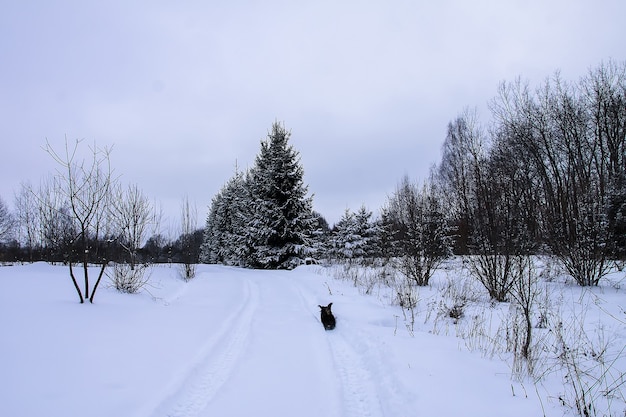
<box><xmin>330</xmin><ymin>209</ymin><xmax>359</xmax><ymax>261</ymax></box>
<box><xmin>200</xmin><ymin>169</ymin><xmax>250</xmax><ymax>266</ymax></box>
<box><xmin>330</xmin><ymin>206</ymin><xmax>378</xmax><ymax>262</ymax></box>
<box><xmin>354</xmin><ymin>205</ymin><xmax>381</xmax><ymax>259</ymax></box>
<box><xmin>243</xmin><ymin>122</ymin><xmax>316</xmax><ymax>269</ymax></box>
<box><xmin>309</xmin><ymin>210</ymin><xmax>331</xmax><ymax>261</ymax></box>
<box><xmin>200</xmin><ymin>192</ymin><xmax>223</xmax><ymax>264</ymax></box>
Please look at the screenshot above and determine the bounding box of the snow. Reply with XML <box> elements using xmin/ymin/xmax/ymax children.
<box><xmin>1</xmin><ymin>261</ymin><xmax>624</xmax><ymax>417</ymax></box>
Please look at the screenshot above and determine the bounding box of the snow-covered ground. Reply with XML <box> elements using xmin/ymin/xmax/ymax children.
<box><xmin>1</xmin><ymin>261</ymin><xmax>624</xmax><ymax>416</ymax></box>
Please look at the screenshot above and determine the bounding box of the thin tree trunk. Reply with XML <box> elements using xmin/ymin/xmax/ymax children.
<box><xmin>82</xmin><ymin>234</ymin><xmax>89</xmax><ymax>299</ymax></box>
<box><xmin>68</xmin><ymin>261</ymin><xmax>84</xmax><ymax>304</ymax></box>
<box><xmin>522</xmin><ymin>308</ymin><xmax>532</xmax><ymax>360</ymax></box>
<box><xmin>89</xmin><ymin>261</ymin><xmax>107</xmax><ymax>303</ymax></box>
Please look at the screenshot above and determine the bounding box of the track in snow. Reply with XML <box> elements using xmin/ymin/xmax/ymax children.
<box><xmin>148</xmin><ymin>270</ymin><xmax>402</xmax><ymax>417</ymax></box>
<box><xmin>290</xmin><ymin>280</ymin><xmax>387</xmax><ymax>417</ymax></box>
<box><xmin>149</xmin><ymin>278</ymin><xmax>260</xmax><ymax>417</ymax></box>
<box><xmin>328</xmin><ymin>333</ymin><xmax>386</xmax><ymax>417</ymax></box>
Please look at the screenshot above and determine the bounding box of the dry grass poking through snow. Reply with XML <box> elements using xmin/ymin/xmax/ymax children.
<box><xmin>315</xmin><ymin>257</ymin><xmax>626</xmax><ymax>417</ymax></box>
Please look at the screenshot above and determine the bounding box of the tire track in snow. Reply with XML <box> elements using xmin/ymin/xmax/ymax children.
<box><xmin>290</xmin><ymin>280</ymin><xmax>385</xmax><ymax>417</ymax></box>
<box><xmin>332</xmin><ymin>324</ymin><xmax>414</xmax><ymax>417</ymax></box>
<box><xmin>327</xmin><ymin>331</ymin><xmax>385</xmax><ymax>417</ymax></box>
<box><xmin>149</xmin><ymin>278</ymin><xmax>260</xmax><ymax>417</ymax></box>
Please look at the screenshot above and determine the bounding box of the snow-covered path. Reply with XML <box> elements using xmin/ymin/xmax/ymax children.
<box><xmin>1</xmin><ymin>263</ymin><xmax>556</xmax><ymax>417</ymax></box>
<box><xmin>147</xmin><ymin>270</ymin><xmax>394</xmax><ymax>417</ymax></box>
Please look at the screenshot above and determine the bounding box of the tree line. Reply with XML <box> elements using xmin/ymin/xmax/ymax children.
<box><xmin>438</xmin><ymin>60</ymin><xmax>626</xmax><ymax>290</ymax></box>
<box><xmin>0</xmin><ymin>139</ymin><xmax>203</xmax><ymax>302</ymax></box>
<box><xmin>324</xmin><ymin>60</ymin><xmax>625</xmax><ymax>295</ymax></box>
<box><xmin>0</xmin><ymin>60</ymin><xmax>624</xmax><ymax>302</ymax></box>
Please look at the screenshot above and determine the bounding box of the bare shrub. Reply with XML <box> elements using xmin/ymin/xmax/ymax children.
<box><xmin>507</xmin><ymin>257</ymin><xmax>541</xmax><ymax>376</ymax></box>
<box><xmin>108</xmin><ymin>262</ymin><xmax>151</xmax><ymax>294</ymax></box>
<box><xmin>464</xmin><ymin>254</ymin><xmax>524</xmax><ymax>302</ymax></box>
<box><xmin>110</xmin><ymin>183</ymin><xmax>155</xmax><ymax>270</ymax></box>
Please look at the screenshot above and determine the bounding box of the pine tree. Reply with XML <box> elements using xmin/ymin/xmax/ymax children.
<box><xmin>244</xmin><ymin>121</ymin><xmax>316</xmax><ymax>269</ymax></box>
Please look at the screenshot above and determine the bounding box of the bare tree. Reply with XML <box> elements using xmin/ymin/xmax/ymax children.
<box><xmin>582</xmin><ymin>60</ymin><xmax>626</xmax><ymax>187</ymax></box>
<box><xmin>179</xmin><ymin>195</ymin><xmax>198</xmax><ymax>280</ymax></box>
<box><xmin>110</xmin><ymin>183</ymin><xmax>154</xmax><ymax>269</ymax></box>
<box><xmin>491</xmin><ymin>71</ymin><xmax>617</xmax><ymax>286</ymax></box>
<box><xmin>107</xmin><ymin>183</ymin><xmax>155</xmax><ymax>293</ymax></box>
<box><xmin>437</xmin><ymin>108</ymin><xmax>484</xmax><ymax>254</ymax></box>
<box><xmin>508</xmin><ymin>256</ymin><xmax>540</xmax><ymax>374</ymax></box>
<box><xmin>383</xmin><ymin>175</ymin><xmax>451</xmax><ymax>286</ymax></box>
<box><xmin>0</xmin><ymin>196</ymin><xmax>14</xmax><ymax>243</ymax></box>
<box><xmin>33</xmin><ymin>176</ymin><xmax>75</xmax><ymax>263</ymax></box>
<box><xmin>14</xmin><ymin>182</ymin><xmax>40</xmax><ymax>261</ymax></box>
<box><xmin>468</xmin><ymin>135</ymin><xmax>538</xmax><ymax>301</ymax></box>
<box><xmin>43</xmin><ymin>138</ymin><xmax>115</xmax><ymax>303</ymax></box>
<box><xmin>437</xmin><ymin>109</ymin><xmax>538</xmax><ymax>301</ymax></box>
<box><xmin>583</xmin><ymin>60</ymin><xmax>626</xmax><ymax>259</ymax></box>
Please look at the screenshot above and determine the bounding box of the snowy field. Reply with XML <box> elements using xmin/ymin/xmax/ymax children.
<box><xmin>1</xmin><ymin>261</ymin><xmax>624</xmax><ymax>417</ymax></box>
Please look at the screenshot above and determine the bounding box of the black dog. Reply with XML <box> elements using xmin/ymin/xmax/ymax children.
<box><xmin>318</xmin><ymin>303</ymin><xmax>336</xmax><ymax>330</ymax></box>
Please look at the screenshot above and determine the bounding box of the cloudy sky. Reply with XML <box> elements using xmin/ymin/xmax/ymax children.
<box><xmin>1</xmin><ymin>0</ymin><xmax>625</xmax><ymax>230</ymax></box>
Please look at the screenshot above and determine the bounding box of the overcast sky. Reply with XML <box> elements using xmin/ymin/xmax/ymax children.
<box><xmin>1</xmin><ymin>0</ymin><xmax>625</xmax><ymax>231</ymax></box>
